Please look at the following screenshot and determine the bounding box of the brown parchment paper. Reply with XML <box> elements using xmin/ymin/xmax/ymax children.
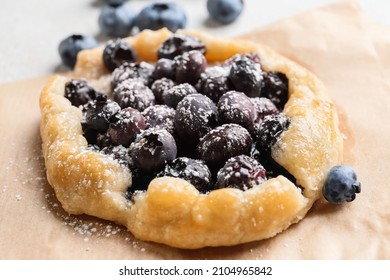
<box><xmin>1</xmin><ymin>0</ymin><xmax>389</xmax><ymax>259</ymax></box>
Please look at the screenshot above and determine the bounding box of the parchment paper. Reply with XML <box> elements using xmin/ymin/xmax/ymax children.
<box><xmin>1</xmin><ymin>0</ymin><xmax>389</xmax><ymax>259</ymax></box>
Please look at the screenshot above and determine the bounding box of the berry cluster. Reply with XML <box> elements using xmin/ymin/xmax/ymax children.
<box><xmin>65</xmin><ymin>34</ymin><xmax>291</xmax><ymax>196</ymax></box>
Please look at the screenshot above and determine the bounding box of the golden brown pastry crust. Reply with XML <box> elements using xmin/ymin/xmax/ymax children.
<box><xmin>39</xmin><ymin>28</ymin><xmax>343</xmax><ymax>249</ymax></box>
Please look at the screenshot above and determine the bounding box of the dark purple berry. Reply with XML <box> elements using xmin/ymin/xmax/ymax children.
<box><xmin>255</xmin><ymin>113</ymin><xmax>290</xmax><ymax>153</ymax></box>
<box><xmin>228</xmin><ymin>57</ymin><xmax>263</xmax><ymax>97</ymax></box>
<box><xmin>223</xmin><ymin>53</ymin><xmax>261</xmax><ymax>66</ymax></box>
<box><xmin>159</xmin><ymin>157</ymin><xmax>212</xmax><ymax>193</ymax></box>
<box><xmin>152</xmin><ymin>58</ymin><xmax>176</xmax><ymax>80</ymax></box>
<box><xmin>197</xmin><ymin>66</ymin><xmax>233</xmax><ymax>103</ymax></box>
<box><xmin>130</xmin><ymin>128</ymin><xmax>177</xmax><ymax>171</ymax></box>
<box><xmin>261</xmin><ymin>72</ymin><xmax>289</xmax><ymax>110</ymax></box>
<box><xmin>175</xmin><ymin>93</ymin><xmax>218</xmax><ymax>147</ymax></box>
<box><xmin>103</xmin><ymin>39</ymin><xmax>137</xmax><ymax>72</ymax></box>
<box><xmin>162</xmin><ymin>83</ymin><xmax>197</xmax><ymax>109</ymax></box>
<box><xmin>112</xmin><ymin>79</ymin><xmax>155</xmax><ymax>111</ymax></box>
<box><xmin>108</xmin><ymin>107</ymin><xmax>145</xmax><ymax>147</ymax></box>
<box><xmin>96</xmin><ymin>131</ymin><xmax>113</xmax><ymax>149</ymax></box>
<box><xmin>157</xmin><ymin>34</ymin><xmax>206</xmax><ymax>60</ymax></box>
<box><xmin>142</xmin><ymin>105</ymin><xmax>176</xmax><ymax>135</ymax></box>
<box><xmin>84</xmin><ymin>95</ymin><xmax>121</xmax><ymax>132</ymax></box>
<box><xmin>111</xmin><ymin>61</ymin><xmax>154</xmax><ymax>89</ymax></box>
<box><xmin>135</xmin><ymin>2</ymin><xmax>187</xmax><ymax>32</ymax></box>
<box><xmin>216</xmin><ymin>155</ymin><xmax>267</xmax><ymax>191</ymax></box>
<box><xmin>174</xmin><ymin>50</ymin><xmax>207</xmax><ymax>85</ymax></box>
<box><xmin>64</xmin><ymin>79</ymin><xmax>97</xmax><ymax>107</ymax></box>
<box><xmin>323</xmin><ymin>165</ymin><xmax>361</xmax><ymax>204</ymax></box>
<box><xmin>197</xmin><ymin>123</ymin><xmax>252</xmax><ymax>173</ymax></box>
<box><xmin>150</xmin><ymin>77</ymin><xmax>176</xmax><ymax>104</ymax></box>
<box><xmin>251</xmin><ymin>97</ymin><xmax>279</xmax><ymax>125</ymax></box>
<box><xmin>217</xmin><ymin>91</ymin><xmax>256</xmax><ymax>133</ymax></box>
<box><xmin>101</xmin><ymin>145</ymin><xmax>130</xmax><ymax>166</ymax></box>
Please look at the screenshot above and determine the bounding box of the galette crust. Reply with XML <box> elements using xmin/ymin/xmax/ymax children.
<box><xmin>39</xmin><ymin>28</ymin><xmax>343</xmax><ymax>249</ymax></box>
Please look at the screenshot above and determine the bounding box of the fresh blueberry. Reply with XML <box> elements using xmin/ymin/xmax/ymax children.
<box><xmin>58</xmin><ymin>34</ymin><xmax>98</xmax><ymax>68</ymax></box>
<box><xmin>207</xmin><ymin>0</ymin><xmax>244</xmax><ymax>24</ymax></box>
<box><xmin>142</xmin><ymin>105</ymin><xmax>176</xmax><ymax>135</ymax></box>
<box><xmin>84</xmin><ymin>95</ymin><xmax>121</xmax><ymax>132</ymax></box>
<box><xmin>162</xmin><ymin>83</ymin><xmax>198</xmax><ymax>109</ymax></box>
<box><xmin>150</xmin><ymin>78</ymin><xmax>177</xmax><ymax>104</ymax></box>
<box><xmin>159</xmin><ymin>157</ymin><xmax>212</xmax><ymax>193</ymax></box>
<box><xmin>102</xmin><ymin>0</ymin><xmax>127</xmax><ymax>5</ymax></box>
<box><xmin>323</xmin><ymin>165</ymin><xmax>361</xmax><ymax>204</ymax></box>
<box><xmin>216</xmin><ymin>155</ymin><xmax>267</xmax><ymax>191</ymax></box>
<box><xmin>152</xmin><ymin>58</ymin><xmax>176</xmax><ymax>80</ymax></box>
<box><xmin>197</xmin><ymin>66</ymin><xmax>233</xmax><ymax>103</ymax></box>
<box><xmin>135</xmin><ymin>2</ymin><xmax>187</xmax><ymax>32</ymax></box>
<box><xmin>174</xmin><ymin>50</ymin><xmax>207</xmax><ymax>85</ymax></box>
<box><xmin>157</xmin><ymin>34</ymin><xmax>206</xmax><ymax>60</ymax></box>
<box><xmin>98</xmin><ymin>3</ymin><xmax>137</xmax><ymax>37</ymax></box>
<box><xmin>102</xmin><ymin>38</ymin><xmax>137</xmax><ymax>71</ymax></box>
<box><xmin>130</xmin><ymin>128</ymin><xmax>177</xmax><ymax>171</ymax></box>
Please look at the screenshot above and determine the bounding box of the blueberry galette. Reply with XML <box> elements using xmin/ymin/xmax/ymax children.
<box><xmin>39</xmin><ymin>29</ymin><xmax>343</xmax><ymax>249</ymax></box>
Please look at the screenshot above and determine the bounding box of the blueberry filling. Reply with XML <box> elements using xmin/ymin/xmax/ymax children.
<box><xmin>66</xmin><ymin>34</ymin><xmax>294</xmax><ymax>198</ymax></box>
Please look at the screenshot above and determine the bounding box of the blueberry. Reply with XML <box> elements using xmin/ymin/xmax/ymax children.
<box><xmin>159</xmin><ymin>157</ymin><xmax>212</xmax><ymax>193</ymax></box>
<box><xmin>162</xmin><ymin>83</ymin><xmax>198</xmax><ymax>109</ymax></box>
<box><xmin>197</xmin><ymin>66</ymin><xmax>233</xmax><ymax>103</ymax></box>
<box><xmin>174</xmin><ymin>50</ymin><xmax>207</xmax><ymax>85</ymax></box>
<box><xmin>207</xmin><ymin>0</ymin><xmax>244</xmax><ymax>24</ymax></box>
<box><xmin>175</xmin><ymin>93</ymin><xmax>218</xmax><ymax>147</ymax></box>
<box><xmin>111</xmin><ymin>61</ymin><xmax>154</xmax><ymax>89</ymax></box>
<box><xmin>98</xmin><ymin>3</ymin><xmax>136</xmax><ymax>37</ymax></box>
<box><xmin>102</xmin><ymin>0</ymin><xmax>127</xmax><ymax>5</ymax></box>
<box><xmin>135</xmin><ymin>2</ymin><xmax>187</xmax><ymax>33</ymax></box>
<box><xmin>229</xmin><ymin>57</ymin><xmax>263</xmax><ymax>98</ymax></box>
<box><xmin>152</xmin><ymin>58</ymin><xmax>176</xmax><ymax>80</ymax></box>
<box><xmin>84</xmin><ymin>95</ymin><xmax>121</xmax><ymax>132</ymax></box>
<box><xmin>251</xmin><ymin>97</ymin><xmax>279</xmax><ymax>125</ymax></box>
<box><xmin>142</xmin><ymin>105</ymin><xmax>176</xmax><ymax>135</ymax></box>
<box><xmin>150</xmin><ymin>78</ymin><xmax>177</xmax><ymax>104</ymax></box>
<box><xmin>323</xmin><ymin>165</ymin><xmax>361</xmax><ymax>204</ymax></box>
<box><xmin>197</xmin><ymin>123</ymin><xmax>252</xmax><ymax>173</ymax></box>
<box><xmin>217</xmin><ymin>91</ymin><xmax>257</xmax><ymax>133</ymax></box>
<box><xmin>64</xmin><ymin>79</ymin><xmax>98</xmax><ymax>107</ymax></box>
<box><xmin>216</xmin><ymin>155</ymin><xmax>267</xmax><ymax>191</ymax></box>
<box><xmin>108</xmin><ymin>107</ymin><xmax>145</xmax><ymax>147</ymax></box>
<box><xmin>58</xmin><ymin>34</ymin><xmax>98</xmax><ymax>68</ymax></box>
<box><xmin>255</xmin><ymin>113</ymin><xmax>290</xmax><ymax>153</ymax></box>
<box><xmin>102</xmin><ymin>39</ymin><xmax>137</xmax><ymax>71</ymax></box>
<box><xmin>112</xmin><ymin>78</ymin><xmax>155</xmax><ymax>111</ymax></box>
<box><xmin>261</xmin><ymin>72</ymin><xmax>289</xmax><ymax>110</ymax></box>
<box><xmin>130</xmin><ymin>128</ymin><xmax>177</xmax><ymax>171</ymax></box>
<box><xmin>157</xmin><ymin>34</ymin><xmax>206</xmax><ymax>60</ymax></box>
<box><xmin>223</xmin><ymin>53</ymin><xmax>261</xmax><ymax>66</ymax></box>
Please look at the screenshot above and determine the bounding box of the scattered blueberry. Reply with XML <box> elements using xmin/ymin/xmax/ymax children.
<box><xmin>157</xmin><ymin>34</ymin><xmax>206</xmax><ymax>60</ymax></box>
<box><xmin>58</xmin><ymin>34</ymin><xmax>98</xmax><ymax>68</ymax></box>
<box><xmin>103</xmin><ymin>38</ymin><xmax>137</xmax><ymax>71</ymax></box>
<box><xmin>130</xmin><ymin>128</ymin><xmax>177</xmax><ymax>171</ymax></box>
<box><xmin>135</xmin><ymin>2</ymin><xmax>187</xmax><ymax>32</ymax></box>
<box><xmin>98</xmin><ymin>3</ymin><xmax>137</xmax><ymax>37</ymax></box>
<box><xmin>102</xmin><ymin>0</ymin><xmax>128</xmax><ymax>6</ymax></box>
<box><xmin>207</xmin><ymin>0</ymin><xmax>244</xmax><ymax>24</ymax></box>
<box><xmin>64</xmin><ymin>79</ymin><xmax>98</xmax><ymax>107</ymax></box>
<box><xmin>216</xmin><ymin>155</ymin><xmax>267</xmax><ymax>191</ymax></box>
<box><xmin>197</xmin><ymin>123</ymin><xmax>252</xmax><ymax>173</ymax></box>
<box><xmin>108</xmin><ymin>107</ymin><xmax>145</xmax><ymax>147</ymax></box>
<box><xmin>112</xmin><ymin>78</ymin><xmax>155</xmax><ymax>111</ymax></box>
<box><xmin>323</xmin><ymin>165</ymin><xmax>361</xmax><ymax>204</ymax></box>
<box><xmin>159</xmin><ymin>157</ymin><xmax>212</xmax><ymax>193</ymax></box>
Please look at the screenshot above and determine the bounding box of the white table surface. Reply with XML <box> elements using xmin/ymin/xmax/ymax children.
<box><xmin>0</xmin><ymin>0</ymin><xmax>389</xmax><ymax>84</ymax></box>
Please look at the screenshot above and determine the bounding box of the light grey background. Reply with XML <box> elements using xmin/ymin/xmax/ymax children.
<box><xmin>0</xmin><ymin>0</ymin><xmax>389</xmax><ymax>83</ymax></box>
